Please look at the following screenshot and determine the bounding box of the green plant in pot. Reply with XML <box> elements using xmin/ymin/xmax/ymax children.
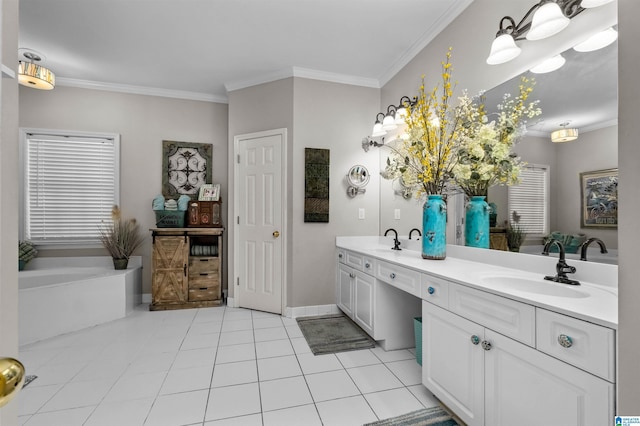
<box><xmin>505</xmin><ymin>214</ymin><xmax>526</xmax><ymax>253</ymax></box>
<box><xmin>18</xmin><ymin>240</ymin><xmax>38</xmax><ymax>271</ymax></box>
<box><xmin>98</xmin><ymin>206</ymin><xmax>144</xmax><ymax>270</ymax></box>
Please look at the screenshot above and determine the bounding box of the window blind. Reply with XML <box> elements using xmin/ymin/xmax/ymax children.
<box><xmin>24</xmin><ymin>133</ymin><xmax>119</xmax><ymax>244</ymax></box>
<box><xmin>508</xmin><ymin>165</ymin><xmax>549</xmax><ymax>235</ymax></box>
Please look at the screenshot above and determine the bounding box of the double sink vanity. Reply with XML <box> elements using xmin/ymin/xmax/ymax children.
<box><xmin>336</xmin><ymin>236</ymin><xmax>617</xmax><ymax>426</ymax></box>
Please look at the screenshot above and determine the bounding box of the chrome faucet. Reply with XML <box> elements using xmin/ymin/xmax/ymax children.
<box><xmin>384</xmin><ymin>228</ymin><xmax>401</xmax><ymax>250</ymax></box>
<box><xmin>542</xmin><ymin>240</ymin><xmax>580</xmax><ymax>285</ymax></box>
<box><xmin>409</xmin><ymin>228</ymin><xmax>422</xmax><ymax>240</ymax></box>
<box><xmin>579</xmin><ymin>237</ymin><xmax>608</xmax><ymax>261</ymax></box>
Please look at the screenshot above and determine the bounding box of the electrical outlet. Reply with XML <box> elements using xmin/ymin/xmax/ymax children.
<box><xmin>358</xmin><ymin>208</ymin><xmax>365</xmax><ymax>220</ymax></box>
<box><xmin>394</xmin><ymin>209</ymin><xmax>401</xmax><ymax>220</ymax></box>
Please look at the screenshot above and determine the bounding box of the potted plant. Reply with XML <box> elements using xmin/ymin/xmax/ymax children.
<box><xmin>18</xmin><ymin>240</ymin><xmax>38</xmax><ymax>271</ymax></box>
<box><xmin>506</xmin><ymin>222</ymin><xmax>526</xmax><ymax>252</ymax></box>
<box><xmin>98</xmin><ymin>205</ymin><xmax>144</xmax><ymax>270</ymax></box>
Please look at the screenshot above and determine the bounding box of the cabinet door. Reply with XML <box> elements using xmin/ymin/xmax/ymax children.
<box><xmin>422</xmin><ymin>302</ymin><xmax>485</xmax><ymax>426</ymax></box>
<box><xmin>337</xmin><ymin>264</ymin><xmax>353</xmax><ymax>317</ymax></box>
<box><xmin>152</xmin><ymin>236</ymin><xmax>188</xmax><ymax>304</ymax></box>
<box><xmin>484</xmin><ymin>329</ymin><xmax>614</xmax><ymax>426</ymax></box>
<box><xmin>353</xmin><ymin>271</ymin><xmax>375</xmax><ymax>336</ymax></box>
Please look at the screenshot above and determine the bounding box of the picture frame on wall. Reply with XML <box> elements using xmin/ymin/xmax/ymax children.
<box><xmin>162</xmin><ymin>140</ymin><xmax>213</xmax><ymax>198</ymax></box>
<box><xmin>580</xmin><ymin>168</ymin><xmax>618</xmax><ymax>229</ymax></box>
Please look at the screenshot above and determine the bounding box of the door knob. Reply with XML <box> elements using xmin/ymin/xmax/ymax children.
<box><xmin>0</xmin><ymin>357</ymin><xmax>25</xmax><ymax>408</ymax></box>
<box><xmin>273</xmin><ymin>231</ymin><xmax>280</xmax><ymax>238</ymax></box>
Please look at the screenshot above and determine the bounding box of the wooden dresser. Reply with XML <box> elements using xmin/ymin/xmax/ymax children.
<box><xmin>150</xmin><ymin>227</ymin><xmax>224</xmax><ymax>310</ymax></box>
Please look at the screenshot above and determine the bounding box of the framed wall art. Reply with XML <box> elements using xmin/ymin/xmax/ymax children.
<box><xmin>304</xmin><ymin>148</ymin><xmax>330</xmax><ymax>223</ymax></box>
<box><xmin>162</xmin><ymin>140</ymin><xmax>213</xmax><ymax>198</ymax></box>
<box><xmin>580</xmin><ymin>168</ymin><xmax>618</xmax><ymax>229</ymax></box>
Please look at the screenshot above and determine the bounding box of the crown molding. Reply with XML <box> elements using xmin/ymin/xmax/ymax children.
<box><xmin>377</xmin><ymin>0</ymin><xmax>474</xmax><ymax>87</ymax></box>
<box><xmin>581</xmin><ymin>118</ymin><xmax>618</xmax><ymax>134</ymax></box>
<box><xmin>225</xmin><ymin>66</ymin><xmax>380</xmax><ymax>93</ymax></box>
<box><xmin>56</xmin><ymin>77</ymin><xmax>228</xmax><ymax>103</ymax></box>
<box><xmin>1</xmin><ymin>64</ymin><xmax>16</xmax><ymax>79</ymax></box>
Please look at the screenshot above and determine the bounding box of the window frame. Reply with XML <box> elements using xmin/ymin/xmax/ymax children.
<box><xmin>507</xmin><ymin>163</ymin><xmax>550</xmax><ymax>240</ymax></box>
<box><xmin>19</xmin><ymin>128</ymin><xmax>120</xmax><ymax>249</ymax></box>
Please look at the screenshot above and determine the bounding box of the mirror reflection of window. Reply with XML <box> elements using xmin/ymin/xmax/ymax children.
<box><xmin>508</xmin><ymin>164</ymin><xmax>550</xmax><ymax>237</ymax></box>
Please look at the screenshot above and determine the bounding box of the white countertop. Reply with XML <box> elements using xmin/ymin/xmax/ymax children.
<box><xmin>336</xmin><ymin>236</ymin><xmax>618</xmax><ymax>330</ymax></box>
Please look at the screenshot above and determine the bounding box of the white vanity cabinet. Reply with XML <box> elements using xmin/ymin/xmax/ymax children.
<box><xmin>422</xmin><ymin>284</ymin><xmax>614</xmax><ymax>426</ymax></box>
<box><xmin>336</xmin><ymin>249</ymin><xmax>421</xmax><ymax>350</ymax></box>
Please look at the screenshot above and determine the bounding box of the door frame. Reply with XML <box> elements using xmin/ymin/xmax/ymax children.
<box><xmin>232</xmin><ymin>128</ymin><xmax>288</xmax><ymax>313</ymax></box>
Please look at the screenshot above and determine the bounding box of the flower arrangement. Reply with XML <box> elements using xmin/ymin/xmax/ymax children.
<box><xmin>381</xmin><ymin>48</ymin><xmax>461</xmax><ymax>196</ymax></box>
<box><xmin>98</xmin><ymin>205</ymin><xmax>144</xmax><ymax>261</ymax></box>
<box><xmin>381</xmin><ymin>49</ymin><xmax>541</xmax><ymax>200</ymax></box>
<box><xmin>452</xmin><ymin>76</ymin><xmax>542</xmax><ymax>197</ymax></box>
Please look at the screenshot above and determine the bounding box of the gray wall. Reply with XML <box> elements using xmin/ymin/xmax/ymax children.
<box><xmin>617</xmin><ymin>0</ymin><xmax>640</xmax><ymax>412</ymax></box>
<box><xmin>0</xmin><ymin>0</ymin><xmax>20</xmax><ymax>423</ymax></box>
<box><xmin>19</xmin><ymin>86</ymin><xmax>228</xmax><ymax>294</ymax></box>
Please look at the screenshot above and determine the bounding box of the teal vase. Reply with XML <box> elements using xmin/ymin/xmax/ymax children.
<box><xmin>422</xmin><ymin>195</ymin><xmax>447</xmax><ymax>260</ymax></box>
<box><xmin>465</xmin><ymin>196</ymin><xmax>490</xmax><ymax>249</ymax></box>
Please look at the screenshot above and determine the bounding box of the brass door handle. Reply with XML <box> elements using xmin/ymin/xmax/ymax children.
<box><xmin>273</xmin><ymin>231</ymin><xmax>280</xmax><ymax>238</ymax></box>
<box><xmin>0</xmin><ymin>357</ymin><xmax>25</xmax><ymax>408</ymax></box>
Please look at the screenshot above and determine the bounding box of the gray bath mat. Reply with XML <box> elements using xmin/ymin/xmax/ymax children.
<box><xmin>296</xmin><ymin>314</ymin><xmax>375</xmax><ymax>355</ymax></box>
<box><xmin>363</xmin><ymin>406</ymin><xmax>459</xmax><ymax>426</ymax></box>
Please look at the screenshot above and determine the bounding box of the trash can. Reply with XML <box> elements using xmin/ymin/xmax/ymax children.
<box><xmin>414</xmin><ymin>317</ymin><xmax>422</xmax><ymax>365</ymax></box>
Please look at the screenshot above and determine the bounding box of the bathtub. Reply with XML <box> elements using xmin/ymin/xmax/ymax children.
<box><xmin>19</xmin><ymin>256</ymin><xmax>142</xmax><ymax>345</ymax></box>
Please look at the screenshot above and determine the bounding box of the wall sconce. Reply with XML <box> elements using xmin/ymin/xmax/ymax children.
<box><xmin>364</xmin><ymin>96</ymin><xmax>417</xmax><ymax>151</ymax></box>
<box><xmin>486</xmin><ymin>0</ymin><xmax>614</xmax><ymax>66</ymax></box>
<box><xmin>346</xmin><ymin>165</ymin><xmax>370</xmax><ymax>198</ymax></box>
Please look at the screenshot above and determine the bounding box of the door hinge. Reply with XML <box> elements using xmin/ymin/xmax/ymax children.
<box><xmin>237</xmin><ymin>154</ymin><xmax>240</xmax><ymax>164</ymax></box>
<box><xmin>236</xmin><ymin>277</ymin><xmax>240</xmax><ymax>286</ymax></box>
<box><xmin>237</xmin><ymin>216</ymin><xmax>240</xmax><ymax>225</ymax></box>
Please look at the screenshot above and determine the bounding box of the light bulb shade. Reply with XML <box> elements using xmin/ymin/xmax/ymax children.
<box><xmin>18</xmin><ymin>61</ymin><xmax>55</xmax><ymax>90</ymax></box>
<box><xmin>371</xmin><ymin>122</ymin><xmax>386</xmax><ymax>137</ymax></box>
<box><xmin>580</xmin><ymin>0</ymin><xmax>615</xmax><ymax>7</ymax></box>
<box><xmin>395</xmin><ymin>107</ymin><xmax>408</xmax><ymax>124</ymax></box>
<box><xmin>526</xmin><ymin>2</ymin><xmax>570</xmax><ymax>41</ymax></box>
<box><xmin>551</xmin><ymin>127</ymin><xmax>578</xmax><ymax>142</ymax></box>
<box><xmin>381</xmin><ymin>114</ymin><xmax>397</xmax><ymax>131</ymax></box>
<box><xmin>573</xmin><ymin>27</ymin><xmax>618</xmax><ymax>52</ymax></box>
<box><xmin>486</xmin><ymin>33</ymin><xmax>522</xmax><ymax>65</ymax></box>
<box><xmin>530</xmin><ymin>54</ymin><xmax>566</xmax><ymax>73</ymax></box>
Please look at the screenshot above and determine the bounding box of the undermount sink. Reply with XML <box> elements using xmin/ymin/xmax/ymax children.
<box><xmin>481</xmin><ymin>275</ymin><xmax>590</xmax><ymax>299</ymax></box>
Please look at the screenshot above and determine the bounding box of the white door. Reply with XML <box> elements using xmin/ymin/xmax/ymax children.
<box><xmin>353</xmin><ymin>271</ymin><xmax>375</xmax><ymax>336</ymax></box>
<box><xmin>235</xmin><ymin>130</ymin><xmax>285</xmax><ymax>314</ymax></box>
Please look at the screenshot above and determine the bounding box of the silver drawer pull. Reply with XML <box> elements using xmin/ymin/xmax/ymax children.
<box><xmin>349</xmin><ymin>273</ymin><xmax>356</xmax><ymax>278</ymax></box>
<box><xmin>390</xmin><ymin>273</ymin><xmax>396</xmax><ymax>279</ymax></box>
<box><xmin>481</xmin><ymin>340</ymin><xmax>492</xmax><ymax>351</ymax></box>
<box><xmin>338</xmin><ymin>253</ymin><xmax>343</xmax><ymax>258</ymax></box>
<box><xmin>558</xmin><ymin>334</ymin><xmax>573</xmax><ymax>348</ymax></box>
<box><xmin>365</xmin><ymin>263</ymin><xmax>370</xmax><ymax>269</ymax></box>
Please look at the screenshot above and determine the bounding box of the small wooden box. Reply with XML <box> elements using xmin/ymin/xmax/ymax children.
<box><xmin>187</xmin><ymin>200</ymin><xmax>222</xmax><ymax>227</ymax></box>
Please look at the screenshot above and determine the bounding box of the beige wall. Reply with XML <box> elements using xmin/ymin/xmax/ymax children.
<box><xmin>617</xmin><ymin>0</ymin><xmax>640</xmax><ymax>413</ymax></box>
<box><xmin>556</xmin><ymin>125</ymin><xmax>618</xmax><ymax>248</ymax></box>
<box><xmin>291</xmin><ymin>78</ymin><xmax>379</xmax><ymax>306</ymax></box>
<box><xmin>1</xmin><ymin>0</ymin><xmax>20</xmax><ymax>422</ymax></box>
<box><xmin>18</xmin><ymin>86</ymin><xmax>228</xmax><ymax>294</ymax></box>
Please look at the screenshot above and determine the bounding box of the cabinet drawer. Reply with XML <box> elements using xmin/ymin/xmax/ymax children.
<box><xmin>188</xmin><ymin>285</ymin><xmax>220</xmax><ymax>301</ymax></box>
<box><xmin>536</xmin><ymin>309</ymin><xmax>615</xmax><ymax>382</ymax></box>
<box><xmin>189</xmin><ymin>257</ymin><xmax>220</xmax><ymax>274</ymax></box>
<box><xmin>421</xmin><ymin>274</ymin><xmax>449</xmax><ymax>309</ymax></box>
<box><xmin>188</xmin><ymin>275</ymin><xmax>219</xmax><ymax>289</ymax></box>
<box><xmin>345</xmin><ymin>251</ymin><xmax>365</xmax><ymax>271</ymax></box>
<box><xmin>375</xmin><ymin>260</ymin><xmax>421</xmax><ymax>297</ymax></box>
<box><xmin>449</xmin><ymin>283</ymin><xmax>535</xmax><ymax>346</ymax></box>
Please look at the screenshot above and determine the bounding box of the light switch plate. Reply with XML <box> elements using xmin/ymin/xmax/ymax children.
<box><xmin>358</xmin><ymin>208</ymin><xmax>365</xmax><ymax>220</ymax></box>
<box><xmin>394</xmin><ymin>209</ymin><xmax>401</xmax><ymax>220</ymax></box>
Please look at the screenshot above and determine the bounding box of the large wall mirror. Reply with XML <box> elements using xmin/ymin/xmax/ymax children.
<box><xmin>378</xmin><ymin>19</ymin><xmax>618</xmax><ymax>263</ymax></box>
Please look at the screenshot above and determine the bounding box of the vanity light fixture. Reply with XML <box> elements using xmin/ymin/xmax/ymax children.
<box><xmin>580</xmin><ymin>0</ymin><xmax>615</xmax><ymax>7</ymax></box>
<box><xmin>551</xmin><ymin>121</ymin><xmax>579</xmax><ymax>142</ymax></box>
<box><xmin>18</xmin><ymin>50</ymin><xmax>55</xmax><ymax>90</ymax></box>
<box><xmin>365</xmin><ymin>96</ymin><xmax>418</xmax><ymax>150</ymax></box>
<box><xmin>530</xmin><ymin>54</ymin><xmax>566</xmax><ymax>73</ymax></box>
<box><xmin>573</xmin><ymin>27</ymin><xmax>618</xmax><ymax>52</ymax></box>
<box><xmin>486</xmin><ymin>0</ymin><xmax>588</xmax><ymax>65</ymax></box>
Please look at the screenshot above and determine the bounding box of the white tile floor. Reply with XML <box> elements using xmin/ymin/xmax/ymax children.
<box><xmin>17</xmin><ymin>305</ymin><xmax>441</xmax><ymax>426</ymax></box>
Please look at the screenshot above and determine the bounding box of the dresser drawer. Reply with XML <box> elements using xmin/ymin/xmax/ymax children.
<box><xmin>375</xmin><ymin>260</ymin><xmax>421</xmax><ymax>297</ymax></box>
<box><xmin>536</xmin><ymin>308</ymin><xmax>615</xmax><ymax>382</ymax></box>
<box><xmin>189</xmin><ymin>257</ymin><xmax>220</xmax><ymax>274</ymax></box>
<box><xmin>421</xmin><ymin>274</ymin><xmax>449</xmax><ymax>309</ymax></box>
<box><xmin>188</xmin><ymin>275</ymin><xmax>219</xmax><ymax>289</ymax></box>
<box><xmin>449</xmin><ymin>283</ymin><xmax>535</xmax><ymax>346</ymax></box>
<box><xmin>345</xmin><ymin>251</ymin><xmax>365</xmax><ymax>271</ymax></box>
<box><xmin>188</xmin><ymin>285</ymin><xmax>220</xmax><ymax>301</ymax></box>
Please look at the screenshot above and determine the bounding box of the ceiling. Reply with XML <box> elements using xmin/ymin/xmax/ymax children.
<box><xmin>18</xmin><ymin>0</ymin><xmax>473</xmax><ymax>103</ymax></box>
